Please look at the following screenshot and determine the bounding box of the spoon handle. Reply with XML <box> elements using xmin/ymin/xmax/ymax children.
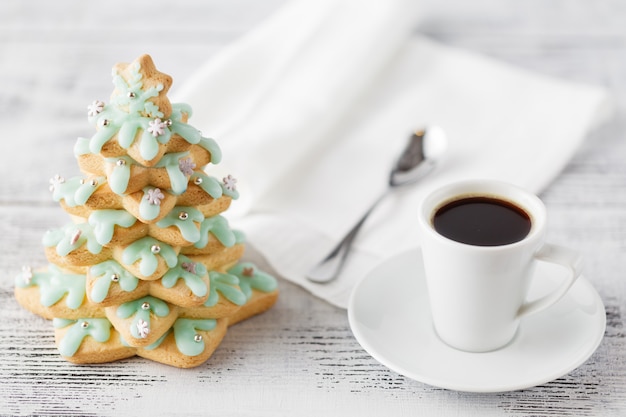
<box><xmin>307</xmin><ymin>190</ymin><xmax>389</xmax><ymax>283</ymax></box>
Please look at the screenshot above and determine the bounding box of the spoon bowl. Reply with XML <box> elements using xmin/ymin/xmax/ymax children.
<box><xmin>307</xmin><ymin>126</ymin><xmax>448</xmax><ymax>283</ymax></box>
<box><xmin>390</xmin><ymin>126</ymin><xmax>447</xmax><ymax>186</ymax></box>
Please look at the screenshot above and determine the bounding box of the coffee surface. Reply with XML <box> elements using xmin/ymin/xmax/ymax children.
<box><xmin>433</xmin><ymin>196</ymin><xmax>531</xmax><ymax>246</ymax></box>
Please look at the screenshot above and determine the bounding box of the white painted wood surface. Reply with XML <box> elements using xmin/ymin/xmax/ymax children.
<box><xmin>0</xmin><ymin>0</ymin><xmax>624</xmax><ymax>415</ymax></box>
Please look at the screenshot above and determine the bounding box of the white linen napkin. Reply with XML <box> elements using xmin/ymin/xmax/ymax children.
<box><xmin>175</xmin><ymin>0</ymin><xmax>611</xmax><ymax>308</ymax></box>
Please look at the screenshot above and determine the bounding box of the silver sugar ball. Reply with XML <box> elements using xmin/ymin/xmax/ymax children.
<box><xmin>164</xmin><ymin>119</ymin><xmax>173</xmax><ymax>127</ymax></box>
<box><xmin>127</xmin><ymin>91</ymin><xmax>137</xmax><ymax>98</ymax></box>
<box><xmin>90</xmin><ymin>179</ymin><xmax>98</xmax><ymax>187</ymax></box>
<box><xmin>150</xmin><ymin>245</ymin><xmax>161</xmax><ymax>254</ymax></box>
<box><xmin>178</xmin><ymin>211</ymin><xmax>189</xmax><ymax>221</ymax></box>
<box><xmin>110</xmin><ymin>273</ymin><xmax>120</xmax><ymax>282</ymax></box>
<box><xmin>194</xmin><ymin>334</ymin><xmax>203</xmax><ymax>343</ymax></box>
<box><xmin>116</xmin><ymin>159</ymin><xmax>126</xmax><ymax>167</ymax></box>
<box><xmin>141</xmin><ymin>302</ymin><xmax>151</xmax><ymax>311</ymax></box>
<box><xmin>81</xmin><ymin>321</ymin><xmax>89</xmax><ymax>329</ymax></box>
<box><xmin>193</xmin><ymin>177</ymin><xmax>203</xmax><ymax>185</ymax></box>
<box><xmin>100</xmin><ymin>119</ymin><xmax>110</xmax><ymax>127</ymax></box>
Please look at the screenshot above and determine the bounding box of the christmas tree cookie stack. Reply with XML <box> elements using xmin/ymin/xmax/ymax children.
<box><xmin>14</xmin><ymin>55</ymin><xmax>278</xmax><ymax>368</ymax></box>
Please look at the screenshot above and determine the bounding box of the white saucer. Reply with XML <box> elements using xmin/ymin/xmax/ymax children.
<box><xmin>348</xmin><ymin>249</ymin><xmax>606</xmax><ymax>393</ymax></box>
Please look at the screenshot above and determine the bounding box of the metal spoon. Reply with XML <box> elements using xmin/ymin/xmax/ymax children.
<box><xmin>306</xmin><ymin>126</ymin><xmax>448</xmax><ymax>283</ymax></box>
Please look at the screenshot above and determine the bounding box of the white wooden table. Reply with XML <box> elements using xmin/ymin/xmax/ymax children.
<box><xmin>1</xmin><ymin>0</ymin><xmax>624</xmax><ymax>415</ymax></box>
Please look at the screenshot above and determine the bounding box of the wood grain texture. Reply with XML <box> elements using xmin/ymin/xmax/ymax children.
<box><xmin>0</xmin><ymin>0</ymin><xmax>624</xmax><ymax>416</ymax></box>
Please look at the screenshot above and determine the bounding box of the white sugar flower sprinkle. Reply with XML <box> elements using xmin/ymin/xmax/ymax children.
<box><xmin>145</xmin><ymin>188</ymin><xmax>165</xmax><ymax>205</ymax></box>
<box><xmin>179</xmin><ymin>157</ymin><xmax>196</xmax><ymax>176</ymax></box>
<box><xmin>147</xmin><ymin>118</ymin><xmax>167</xmax><ymax>137</ymax></box>
<box><xmin>87</xmin><ymin>100</ymin><xmax>105</xmax><ymax>117</ymax></box>
<box><xmin>136</xmin><ymin>319</ymin><xmax>150</xmax><ymax>339</ymax></box>
<box><xmin>21</xmin><ymin>266</ymin><xmax>33</xmax><ymax>285</ymax></box>
<box><xmin>223</xmin><ymin>175</ymin><xmax>237</xmax><ymax>192</ymax></box>
<box><xmin>48</xmin><ymin>174</ymin><xmax>65</xmax><ymax>192</ymax></box>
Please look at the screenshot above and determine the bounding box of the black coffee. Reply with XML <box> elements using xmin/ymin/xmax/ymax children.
<box><xmin>433</xmin><ymin>196</ymin><xmax>531</xmax><ymax>246</ymax></box>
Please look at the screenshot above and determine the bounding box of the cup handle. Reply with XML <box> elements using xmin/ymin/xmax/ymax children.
<box><xmin>516</xmin><ymin>243</ymin><xmax>583</xmax><ymax>318</ymax></box>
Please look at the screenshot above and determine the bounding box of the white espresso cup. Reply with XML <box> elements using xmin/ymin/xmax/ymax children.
<box><xmin>417</xmin><ymin>179</ymin><xmax>582</xmax><ymax>352</ymax></box>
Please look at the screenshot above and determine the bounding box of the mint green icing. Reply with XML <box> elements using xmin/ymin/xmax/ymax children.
<box><xmin>15</xmin><ymin>265</ymin><xmax>85</xmax><ymax>309</ymax></box>
<box><xmin>89</xmin><ymin>109</ymin><xmax>167</xmax><ymax>161</ymax></box>
<box><xmin>140</xmin><ymin>125</ymin><xmax>171</xmax><ymax>161</ymax></box>
<box><xmin>74</xmin><ymin>176</ymin><xmax>106</xmax><ymax>205</ymax></box>
<box><xmin>74</xmin><ymin>137</ymin><xmax>91</xmax><ymax>156</ymax></box>
<box><xmin>116</xmin><ymin>296</ymin><xmax>169</xmax><ymax>339</ymax></box>
<box><xmin>221</xmin><ymin>180</ymin><xmax>239</xmax><ymax>199</ymax></box>
<box><xmin>169</xmin><ymin>103</ymin><xmax>219</xmax><ymax>149</ymax></box>
<box><xmin>121</xmin><ymin>237</ymin><xmax>177</xmax><ymax>276</ymax></box>
<box><xmin>88</xmin><ymin>209</ymin><xmax>137</xmax><ymax>245</ymax></box>
<box><xmin>221</xmin><ymin>186</ymin><xmax>239</xmax><ymax>200</ymax></box>
<box><xmin>139</xmin><ymin>187</ymin><xmax>163</xmax><ymax>221</ymax></box>
<box><xmin>50</xmin><ymin>176</ymin><xmax>83</xmax><ymax>206</ymax></box>
<box><xmin>117</xmin><ymin>118</ymin><xmax>143</xmax><ymax>148</ymax></box>
<box><xmin>50</xmin><ymin>175</ymin><xmax>105</xmax><ymax>207</ymax></box>
<box><xmin>156</xmin><ymin>206</ymin><xmax>204</xmax><ymax>243</ymax></box>
<box><xmin>234</xmin><ymin>229</ymin><xmax>246</xmax><ymax>244</ymax></box>
<box><xmin>173</xmin><ymin>318</ymin><xmax>217</xmax><ymax>356</ymax></box>
<box><xmin>111</xmin><ymin>61</ymin><xmax>164</xmax><ymax>117</ymax></box>
<box><xmin>189</xmin><ymin>172</ymin><xmax>223</xmax><ymax>199</ymax></box>
<box><xmin>53</xmin><ymin>318</ymin><xmax>112</xmax><ymax>357</ymax></box>
<box><xmin>89</xmin><ymin>123</ymin><xmax>118</xmax><ymax>154</ymax></box>
<box><xmin>172</xmin><ymin>102</ymin><xmax>193</xmax><ymax>118</ymax></box>
<box><xmin>89</xmin><ymin>260</ymin><xmax>139</xmax><ymax>303</ymax></box>
<box><xmin>195</xmin><ymin>215</ymin><xmax>236</xmax><ymax>249</ymax></box>
<box><xmin>170</xmin><ymin>103</ymin><xmax>202</xmax><ymax>145</ymax></box>
<box><xmin>228</xmin><ymin>262</ymin><xmax>278</xmax><ymax>300</ymax></box>
<box><xmin>205</xmin><ymin>271</ymin><xmax>247</xmax><ymax>307</ymax></box>
<box><xmin>42</xmin><ymin>222</ymin><xmax>103</xmax><ymax>256</ymax></box>
<box><xmin>155</xmin><ymin>152</ymin><xmax>190</xmax><ymax>195</ymax></box>
<box><xmin>198</xmin><ymin>137</ymin><xmax>222</xmax><ymax>164</ymax></box>
<box><xmin>82</xmin><ymin>63</ymin><xmax>217</xmax><ymax>169</ymax></box>
<box><xmin>170</xmin><ymin>120</ymin><xmax>201</xmax><ymax>145</ymax></box>
<box><xmin>86</xmin><ymin>61</ymin><xmax>171</xmax><ymax>161</ymax></box>
<box><xmin>81</xmin><ymin>61</ymin><xmax>229</xmax><ymax>166</ymax></box>
<box><xmin>161</xmin><ymin>255</ymin><xmax>208</xmax><ymax>297</ymax></box>
<box><xmin>105</xmin><ymin>156</ymin><xmax>133</xmax><ymax>195</ymax></box>
<box><xmin>127</xmin><ymin>317</ymin><xmax>220</xmax><ymax>355</ymax></box>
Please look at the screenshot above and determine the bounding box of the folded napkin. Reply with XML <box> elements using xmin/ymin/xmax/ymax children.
<box><xmin>175</xmin><ymin>0</ymin><xmax>611</xmax><ymax>308</ymax></box>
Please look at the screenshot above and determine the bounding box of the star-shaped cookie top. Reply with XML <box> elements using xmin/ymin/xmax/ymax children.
<box><xmin>111</xmin><ymin>54</ymin><xmax>173</xmax><ymax>118</ymax></box>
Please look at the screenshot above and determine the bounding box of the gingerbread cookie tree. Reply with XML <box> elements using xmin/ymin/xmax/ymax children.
<box><xmin>14</xmin><ymin>55</ymin><xmax>278</xmax><ymax>368</ymax></box>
